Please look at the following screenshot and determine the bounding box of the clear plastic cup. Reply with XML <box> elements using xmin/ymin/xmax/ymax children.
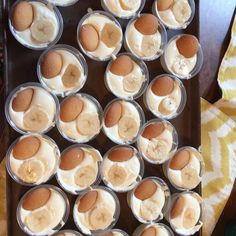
<box><xmin>133</xmin><ymin>223</ymin><xmax>174</xmax><ymax>236</ymax></box>
<box><xmin>127</xmin><ymin>176</ymin><xmax>171</xmax><ymax>224</ymax></box>
<box><xmin>152</xmin><ymin>0</ymin><xmax>195</xmax><ymax>30</ymax></box>
<box><xmin>56</xmin><ymin>93</ymin><xmax>103</xmax><ymax>143</ymax></box>
<box><xmin>104</xmin><ymin>52</ymin><xmax>149</xmax><ymax>100</ymax></box>
<box><xmin>136</xmin><ymin>118</ymin><xmax>178</xmax><ymax>164</ymax></box>
<box><xmin>17</xmin><ymin>184</ymin><xmax>70</xmax><ymax>236</ymax></box>
<box><xmin>100</xmin><ymin>0</ymin><xmax>146</xmax><ymax>19</ymax></box>
<box><xmin>52</xmin><ymin>230</ymin><xmax>82</xmax><ymax>236</ymax></box>
<box><xmin>8</xmin><ymin>0</ymin><xmax>63</xmax><ymax>50</ymax></box>
<box><xmin>46</xmin><ymin>0</ymin><xmax>79</xmax><ymax>7</ymax></box>
<box><xmin>77</xmin><ymin>10</ymin><xmax>123</xmax><ymax>61</ymax></box>
<box><xmin>100</xmin><ymin>145</ymin><xmax>144</xmax><ymax>192</ymax></box>
<box><xmin>73</xmin><ymin>186</ymin><xmax>120</xmax><ymax>235</ymax></box>
<box><xmin>160</xmin><ymin>34</ymin><xmax>203</xmax><ymax>79</ymax></box>
<box><xmin>5</xmin><ymin>82</ymin><xmax>59</xmax><ymax>134</ymax></box>
<box><xmin>165</xmin><ymin>146</ymin><xmax>204</xmax><ymax>191</ymax></box>
<box><xmin>37</xmin><ymin>44</ymin><xmax>88</xmax><ymax>97</ymax></box>
<box><xmin>100</xmin><ymin>229</ymin><xmax>129</xmax><ymax>236</ymax></box>
<box><xmin>143</xmin><ymin>74</ymin><xmax>187</xmax><ymax>120</ymax></box>
<box><xmin>102</xmin><ymin>98</ymin><xmax>145</xmax><ymax>145</ymax></box>
<box><xmin>166</xmin><ymin>191</ymin><xmax>203</xmax><ymax>236</ymax></box>
<box><xmin>56</xmin><ymin>144</ymin><xmax>102</xmax><ymax>195</ymax></box>
<box><xmin>6</xmin><ymin>133</ymin><xmax>60</xmax><ymax>186</ymax></box>
<box><xmin>124</xmin><ymin>14</ymin><xmax>167</xmax><ymax>61</ymax></box>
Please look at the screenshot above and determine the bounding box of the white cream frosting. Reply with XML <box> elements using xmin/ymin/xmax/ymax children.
<box><xmin>104</xmin><ymin>0</ymin><xmax>141</xmax><ymax>18</ymax></box>
<box><xmin>59</xmin><ymin>96</ymin><xmax>101</xmax><ymax>142</ymax></box>
<box><xmin>11</xmin><ymin>2</ymin><xmax>59</xmax><ymax>48</ymax></box>
<box><xmin>82</xmin><ymin>14</ymin><xmax>122</xmax><ymax>59</ymax></box>
<box><xmin>113</xmin><ymin>232</ymin><xmax>124</xmax><ymax>236</ymax></box>
<box><xmin>10</xmin><ymin>135</ymin><xmax>59</xmax><ymax>184</ymax></box>
<box><xmin>47</xmin><ymin>0</ymin><xmax>77</xmax><ymax>6</ymax></box>
<box><xmin>165</xmin><ymin>38</ymin><xmax>197</xmax><ymax>78</ymax></box>
<box><xmin>74</xmin><ymin>189</ymin><xmax>116</xmax><ymax>235</ymax></box>
<box><xmin>41</xmin><ymin>49</ymin><xmax>85</xmax><ymax>95</ymax></box>
<box><xmin>127</xmin><ymin>21</ymin><xmax>161</xmax><ymax>59</ymax></box>
<box><xmin>146</xmin><ymin>80</ymin><xmax>182</xmax><ymax>119</ymax></box>
<box><xmin>57</xmin><ymin>148</ymin><xmax>102</xmax><ymax>194</ymax></box>
<box><xmin>9</xmin><ymin>87</ymin><xmax>56</xmax><ymax>132</ymax></box>
<box><xmin>20</xmin><ymin>189</ymin><xmax>66</xmax><ymax>235</ymax></box>
<box><xmin>106</xmin><ymin>60</ymin><xmax>145</xmax><ymax>99</ymax></box>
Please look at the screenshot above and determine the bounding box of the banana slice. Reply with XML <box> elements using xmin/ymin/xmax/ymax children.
<box><xmin>140</xmin><ymin>199</ymin><xmax>161</xmax><ymax>221</ymax></box>
<box><xmin>141</xmin><ymin>36</ymin><xmax>160</xmax><ymax>57</ymax></box>
<box><xmin>158</xmin><ymin>97</ymin><xmax>177</xmax><ymax>116</ymax></box>
<box><xmin>181</xmin><ymin>167</ymin><xmax>201</xmax><ymax>189</ymax></box>
<box><xmin>62</xmin><ymin>64</ymin><xmax>81</xmax><ymax>88</ymax></box>
<box><xmin>119</xmin><ymin>0</ymin><xmax>140</xmax><ymax>10</ymax></box>
<box><xmin>123</xmin><ymin>74</ymin><xmax>142</xmax><ymax>93</ymax></box>
<box><xmin>101</xmin><ymin>23</ymin><xmax>122</xmax><ymax>48</ymax></box>
<box><xmin>26</xmin><ymin>208</ymin><xmax>52</xmax><ymax>233</ymax></box>
<box><xmin>172</xmin><ymin>0</ymin><xmax>191</xmax><ymax>24</ymax></box>
<box><xmin>74</xmin><ymin>166</ymin><xmax>97</xmax><ymax>187</ymax></box>
<box><xmin>18</xmin><ymin>159</ymin><xmax>44</xmax><ymax>183</ymax></box>
<box><xmin>30</xmin><ymin>19</ymin><xmax>55</xmax><ymax>43</ymax></box>
<box><xmin>107</xmin><ymin>165</ymin><xmax>127</xmax><ymax>186</ymax></box>
<box><xmin>89</xmin><ymin>207</ymin><xmax>113</xmax><ymax>230</ymax></box>
<box><xmin>76</xmin><ymin>113</ymin><xmax>100</xmax><ymax>136</ymax></box>
<box><xmin>118</xmin><ymin>116</ymin><xmax>139</xmax><ymax>140</ymax></box>
<box><xmin>183</xmin><ymin>208</ymin><xmax>199</xmax><ymax>229</ymax></box>
<box><xmin>23</xmin><ymin>107</ymin><xmax>50</xmax><ymax>132</ymax></box>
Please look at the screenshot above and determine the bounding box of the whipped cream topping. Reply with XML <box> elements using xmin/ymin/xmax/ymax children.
<box><xmin>82</xmin><ymin>13</ymin><xmax>122</xmax><ymax>59</ymax></box>
<box><xmin>137</xmin><ymin>123</ymin><xmax>174</xmax><ymax>163</ymax></box>
<box><xmin>20</xmin><ymin>188</ymin><xmax>66</xmax><ymax>235</ymax></box>
<box><xmin>126</xmin><ymin>21</ymin><xmax>161</xmax><ymax>59</ymax></box>
<box><xmin>9</xmin><ymin>86</ymin><xmax>57</xmax><ymax>132</ymax></box>
<box><xmin>47</xmin><ymin>0</ymin><xmax>77</xmax><ymax>6</ymax></box>
<box><xmin>10</xmin><ymin>135</ymin><xmax>60</xmax><ymax>184</ymax></box>
<box><xmin>165</xmin><ymin>38</ymin><xmax>197</xmax><ymax>78</ymax></box>
<box><xmin>112</xmin><ymin>232</ymin><xmax>125</xmax><ymax>236</ymax></box>
<box><xmin>56</xmin><ymin>233</ymin><xmax>78</xmax><ymax>236</ymax></box>
<box><xmin>146</xmin><ymin>80</ymin><xmax>182</xmax><ymax>119</ymax></box>
<box><xmin>156</xmin><ymin>0</ymin><xmax>192</xmax><ymax>29</ymax></box>
<box><xmin>11</xmin><ymin>1</ymin><xmax>59</xmax><ymax>48</ymax></box>
<box><xmin>59</xmin><ymin>95</ymin><xmax>101</xmax><ymax>142</ymax></box>
<box><xmin>74</xmin><ymin>189</ymin><xmax>116</xmax><ymax>235</ymax></box>
<box><xmin>103</xmin><ymin>0</ymin><xmax>142</xmax><ymax>18</ymax></box>
<box><xmin>41</xmin><ymin>49</ymin><xmax>86</xmax><ymax>95</ymax></box>
<box><xmin>106</xmin><ymin>59</ymin><xmax>146</xmax><ymax>99</ymax></box>
<box><xmin>57</xmin><ymin>148</ymin><xmax>102</xmax><ymax>194</ymax></box>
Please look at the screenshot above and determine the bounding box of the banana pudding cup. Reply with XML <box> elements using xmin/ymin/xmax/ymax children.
<box><xmin>9</xmin><ymin>0</ymin><xmax>63</xmax><ymax>50</ymax></box>
<box><xmin>103</xmin><ymin>99</ymin><xmax>145</xmax><ymax>145</ymax></box>
<box><xmin>77</xmin><ymin>10</ymin><xmax>123</xmax><ymax>61</ymax></box>
<box><xmin>167</xmin><ymin>191</ymin><xmax>203</xmax><ymax>235</ymax></box>
<box><xmin>144</xmin><ymin>75</ymin><xmax>186</xmax><ymax>119</ymax></box>
<box><xmin>17</xmin><ymin>185</ymin><xmax>69</xmax><ymax>235</ymax></box>
<box><xmin>38</xmin><ymin>45</ymin><xmax>88</xmax><ymax>97</ymax></box>
<box><xmin>152</xmin><ymin>0</ymin><xmax>195</xmax><ymax>30</ymax></box>
<box><xmin>127</xmin><ymin>177</ymin><xmax>170</xmax><ymax>223</ymax></box>
<box><xmin>137</xmin><ymin>119</ymin><xmax>178</xmax><ymax>164</ymax></box>
<box><xmin>101</xmin><ymin>145</ymin><xmax>144</xmax><ymax>192</ymax></box>
<box><xmin>100</xmin><ymin>229</ymin><xmax>129</xmax><ymax>236</ymax></box>
<box><xmin>73</xmin><ymin>186</ymin><xmax>120</xmax><ymax>235</ymax></box>
<box><xmin>161</xmin><ymin>34</ymin><xmax>203</xmax><ymax>79</ymax></box>
<box><xmin>5</xmin><ymin>83</ymin><xmax>59</xmax><ymax>134</ymax></box>
<box><xmin>56</xmin><ymin>144</ymin><xmax>102</xmax><ymax>194</ymax></box>
<box><xmin>133</xmin><ymin>223</ymin><xmax>174</xmax><ymax>236</ymax></box>
<box><xmin>105</xmin><ymin>53</ymin><xmax>149</xmax><ymax>100</ymax></box>
<box><xmin>101</xmin><ymin>0</ymin><xmax>145</xmax><ymax>19</ymax></box>
<box><xmin>57</xmin><ymin>93</ymin><xmax>103</xmax><ymax>143</ymax></box>
<box><xmin>53</xmin><ymin>230</ymin><xmax>82</xmax><ymax>236</ymax></box>
<box><xmin>125</xmin><ymin>14</ymin><xmax>167</xmax><ymax>61</ymax></box>
<box><xmin>166</xmin><ymin>147</ymin><xmax>204</xmax><ymax>190</ymax></box>
<box><xmin>6</xmin><ymin>134</ymin><xmax>60</xmax><ymax>186</ymax></box>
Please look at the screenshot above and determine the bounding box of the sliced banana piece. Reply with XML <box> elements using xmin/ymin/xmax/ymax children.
<box><xmin>181</xmin><ymin>167</ymin><xmax>201</xmax><ymax>189</ymax></box>
<box><xmin>158</xmin><ymin>97</ymin><xmax>177</xmax><ymax>116</ymax></box>
<box><xmin>23</xmin><ymin>107</ymin><xmax>50</xmax><ymax>132</ymax></box>
<box><xmin>62</xmin><ymin>64</ymin><xmax>81</xmax><ymax>88</ymax></box>
<box><xmin>107</xmin><ymin>165</ymin><xmax>127</xmax><ymax>186</ymax></box>
<box><xmin>26</xmin><ymin>208</ymin><xmax>52</xmax><ymax>233</ymax></box>
<box><xmin>183</xmin><ymin>208</ymin><xmax>199</xmax><ymax>229</ymax></box>
<box><xmin>118</xmin><ymin>116</ymin><xmax>139</xmax><ymax>140</ymax></box>
<box><xmin>101</xmin><ymin>23</ymin><xmax>122</xmax><ymax>48</ymax></box>
<box><xmin>74</xmin><ymin>166</ymin><xmax>97</xmax><ymax>187</ymax></box>
<box><xmin>30</xmin><ymin>19</ymin><xmax>55</xmax><ymax>43</ymax></box>
<box><xmin>141</xmin><ymin>36</ymin><xmax>160</xmax><ymax>57</ymax></box>
<box><xmin>119</xmin><ymin>0</ymin><xmax>140</xmax><ymax>10</ymax></box>
<box><xmin>76</xmin><ymin>113</ymin><xmax>100</xmax><ymax>136</ymax></box>
<box><xmin>123</xmin><ymin>74</ymin><xmax>142</xmax><ymax>93</ymax></box>
<box><xmin>18</xmin><ymin>159</ymin><xmax>44</xmax><ymax>183</ymax></box>
<box><xmin>172</xmin><ymin>0</ymin><xmax>191</xmax><ymax>24</ymax></box>
<box><xmin>89</xmin><ymin>207</ymin><xmax>113</xmax><ymax>230</ymax></box>
<box><xmin>140</xmin><ymin>199</ymin><xmax>161</xmax><ymax>221</ymax></box>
